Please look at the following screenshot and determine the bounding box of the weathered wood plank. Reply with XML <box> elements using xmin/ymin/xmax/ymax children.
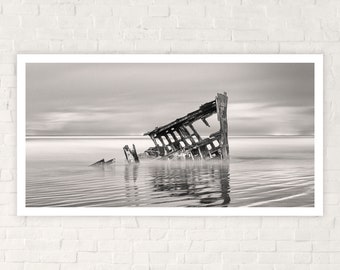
<box><xmin>216</xmin><ymin>92</ymin><xmax>229</xmax><ymax>159</ymax></box>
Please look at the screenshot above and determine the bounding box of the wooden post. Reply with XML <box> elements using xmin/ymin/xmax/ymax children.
<box><xmin>149</xmin><ymin>134</ymin><xmax>157</xmax><ymax>146</ymax></box>
<box><xmin>123</xmin><ymin>145</ymin><xmax>139</xmax><ymax>163</ymax></box>
<box><xmin>202</xmin><ymin>118</ymin><xmax>210</xmax><ymax>127</ymax></box>
<box><xmin>177</xmin><ymin>128</ymin><xmax>190</xmax><ymax>146</ymax></box>
<box><xmin>157</xmin><ymin>135</ymin><xmax>166</xmax><ymax>147</ymax></box>
<box><xmin>164</xmin><ymin>133</ymin><xmax>174</xmax><ymax>151</ymax></box>
<box><xmin>216</xmin><ymin>92</ymin><xmax>229</xmax><ymax>159</ymax></box>
<box><xmin>179</xmin><ymin>126</ymin><xmax>195</xmax><ymax>145</ymax></box>
<box><xmin>188</xmin><ymin>123</ymin><xmax>202</xmax><ymax>141</ymax></box>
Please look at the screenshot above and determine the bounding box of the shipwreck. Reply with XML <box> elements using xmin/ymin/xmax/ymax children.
<box><xmin>124</xmin><ymin>92</ymin><xmax>229</xmax><ymax>162</ymax></box>
<box><xmin>91</xmin><ymin>92</ymin><xmax>229</xmax><ymax>166</ymax></box>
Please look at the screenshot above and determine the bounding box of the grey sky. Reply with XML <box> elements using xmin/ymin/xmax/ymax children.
<box><xmin>26</xmin><ymin>63</ymin><xmax>314</xmax><ymax>136</ymax></box>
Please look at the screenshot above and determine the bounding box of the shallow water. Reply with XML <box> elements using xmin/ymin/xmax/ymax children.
<box><xmin>26</xmin><ymin>136</ymin><xmax>314</xmax><ymax>207</ymax></box>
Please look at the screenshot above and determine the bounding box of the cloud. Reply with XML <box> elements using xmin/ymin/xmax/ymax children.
<box><xmin>27</xmin><ymin>111</ymin><xmax>113</xmax><ymax>135</ymax></box>
<box><xmin>229</xmin><ymin>103</ymin><xmax>314</xmax><ymax>136</ymax></box>
<box><xmin>26</xmin><ymin>63</ymin><xmax>314</xmax><ymax>136</ymax></box>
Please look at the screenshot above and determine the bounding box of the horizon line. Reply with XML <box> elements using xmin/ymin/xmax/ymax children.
<box><xmin>26</xmin><ymin>134</ymin><xmax>314</xmax><ymax>138</ymax></box>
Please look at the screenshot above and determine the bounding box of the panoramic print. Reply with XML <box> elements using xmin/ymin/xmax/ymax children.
<box><xmin>17</xmin><ymin>55</ymin><xmax>323</xmax><ymax>216</ymax></box>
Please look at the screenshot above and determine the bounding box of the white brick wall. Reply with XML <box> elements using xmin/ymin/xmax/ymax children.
<box><xmin>0</xmin><ymin>0</ymin><xmax>339</xmax><ymax>269</ymax></box>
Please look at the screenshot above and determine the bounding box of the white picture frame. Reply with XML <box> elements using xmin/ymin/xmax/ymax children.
<box><xmin>17</xmin><ymin>54</ymin><xmax>323</xmax><ymax>216</ymax></box>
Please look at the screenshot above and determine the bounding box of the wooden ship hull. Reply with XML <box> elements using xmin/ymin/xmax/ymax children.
<box><xmin>136</xmin><ymin>92</ymin><xmax>230</xmax><ymax>161</ymax></box>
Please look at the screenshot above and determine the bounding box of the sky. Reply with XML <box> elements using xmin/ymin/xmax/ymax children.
<box><xmin>26</xmin><ymin>62</ymin><xmax>314</xmax><ymax>136</ymax></box>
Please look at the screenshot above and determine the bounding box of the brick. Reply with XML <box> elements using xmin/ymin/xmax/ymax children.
<box><xmin>203</xmin><ymin>265</ymin><xmax>225</xmax><ymax>270</ymax></box>
<box><xmin>61</xmin><ymin>264</ymin><xmax>95</xmax><ymax>270</ymax></box>
<box><xmin>24</xmin><ymin>263</ymin><xmax>59</xmax><ymax>270</ymax></box>
<box><xmin>187</xmin><ymin>229</ymin><xmax>223</xmax><ymax>240</ymax></box>
<box><xmin>206</xmin><ymin>6</ymin><xmax>231</xmax><ymax>17</ymax></box>
<box><xmin>215</xmin><ymin>18</ymin><xmax>250</xmax><ymax>29</ymax></box>
<box><xmin>149</xmin><ymin>6</ymin><xmax>169</xmax><ymax>17</ymax></box>
<box><xmin>162</xmin><ymin>29</ymin><xmax>196</xmax><ymax>40</ymax></box>
<box><xmin>94</xmin><ymin>17</ymin><xmax>120</xmax><ymax>28</ymax></box>
<box><xmin>39</xmin><ymin>4</ymin><xmax>75</xmax><ymax>15</ymax></box>
<box><xmin>0</xmin><ymin>263</ymin><xmax>23</xmax><ymax>270</ymax></box>
<box><xmin>178</xmin><ymin>17</ymin><xmax>214</xmax><ymax>29</ymax></box>
<box><xmin>277</xmin><ymin>241</ymin><xmax>312</xmax><ymax>252</ymax></box>
<box><xmin>305</xmin><ymin>30</ymin><xmax>340</xmax><ymax>41</ymax></box>
<box><xmin>268</xmin><ymin>29</ymin><xmax>304</xmax><ymax>41</ymax></box>
<box><xmin>196</xmin><ymin>29</ymin><xmax>231</xmax><ymax>41</ymax></box>
<box><xmin>137</xmin><ymin>217</ymin><xmax>169</xmax><ymax>228</ymax></box>
<box><xmin>259</xmin><ymin>253</ymin><xmax>294</xmax><ymax>264</ymax></box>
<box><xmin>78</xmin><ymin>252</ymin><xmax>112</xmax><ymax>263</ymax></box>
<box><xmin>3</xmin><ymin>4</ymin><xmax>38</xmax><ymax>15</ymax></box>
<box><xmin>232</xmin><ymin>6</ymin><xmax>266</xmax><ymax>18</ymax></box>
<box><xmin>232</xmin><ymin>30</ymin><xmax>267</xmax><ymax>41</ymax></box>
<box><xmin>133</xmin><ymin>253</ymin><xmax>149</xmax><ymax>264</ymax></box>
<box><xmin>113</xmin><ymin>252</ymin><xmax>133</xmax><ymax>264</ymax></box>
<box><xmin>39</xmin><ymin>251</ymin><xmax>77</xmax><ymax>263</ymax></box>
<box><xmin>37</xmin><ymin>29</ymin><xmax>73</xmax><ymax>40</ymax></box>
<box><xmin>61</xmin><ymin>240</ymin><xmax>96</xmax><ymax>251</ymax></box>
<box><xmin>26</xmin><ymin>217</ymin><xmax>61</xmax><ymax>227</ymax></box>
<box><xmin>240</xmin><ymin>240</ymin><xmax>276</xmax><ymax>252</ymax></box>
<box><xmin>124</xmin><ymin>29</ymin><xmax>159</xmax><ymax>40</ymax></box>
<box><xmin>15</xmin><ymin>40</ymin><xmax>49</xmax><ymax>52</ymax></box>
<box><xmin>112</xmin><ymin>6</ymin><xmax>148</xmax><ymax>17</ymax></box>
<box><xmin>311</xmin><ymin>229</ymin><xmax>331</xmax><ymax>241</ymax></box>
<box><xmin>171</xmin><ymin>5</ymin><xmax>205</xmax><ymax>17</ymax></box>
<box><xmin>150</xmin><ymin>229</ymin><xmax>168</xmax><ymax>240</ymax></box>
<box><xmin>185</xmin><ymin>253</ymin><xmax>221</xmax><ymax>264</ymax></box>
<box><xmin>312</xmin><ymin>253</ymin><xmax>330</xmax><ymax>264</ymax></box>
<box><xmin>23</xmin><ymin>0</ymin><xmax>58</xmax><ymax>3</ymax></box>
<box><xmin>142</xmin><ymin>17</ymin><xmax>177</xmax><ymax>29</ymax></box>
<box><xmin>21</xmin><ymin>16</ymin><xmax>58</xmax><ymax>28</ymax></box>
<box><xmin>133</xmin><ymin>40</ymin><xmax>171</xmax><ymax>53</ymax></box>
<box><xmin>5</xmin><ymin>250</ymin><xmax>40</xmax><ymax>263</ymax></box>
<box><xmin>0</xmin><ymin>240</ymin><xmax>25</xmax><ymax>250</ymax></box>
<box><xmin>294</xmin><ymin>253</ymin><xmax>312</xmax><ymax>264</ymax></box>
<box><xmin>0</xmin><ymin>170</ymin><xmax>12</xmax><ymax>181</ymax></box>
<box><xmin>205</xmin><ymin>240</ymin><xmax>239</xmax><ymax>251</ymax></box>
<box><xmin>98</xmin><ymin>40</ymin><xmax>134</xmax><ymax>52</ymax></box>
<box><xmin>168</xmin><ymin>241</ymin><xmax>204</xmax><ymax>252</ymax></box>
<box><xmin>78</xmin><ymin>229</ymin><xmax>114</xmax><ymax>239</ymax></box>
<box><xmin>0</xmin><ymin>64</ymin><xmax>15</xmax><ymax>75</ymax></box>
<box><xmin>76</xmin><ymin>5</ymin><xmax>112</xmax><ymax>16</ymax></box>
<box><xmin>134</xmin><ymin>241</ymin><xmax>167</xmax><ymax>252</ymax></box>
<box><xmin>259</xmin><ymin>229</ymin><xmax>295</xmax><ymax>240</ymax></box>
<box><xmin>223</xmin><ymin>252</ymin><xmax>257</xmax><ymax>264</ymax></box>
<box><xmin>63</xmin><ymin>217</ymin><xmax>119</xmax><ymax>227</ymax></box>
<box><xmin>25</xmin><ymin>240</ymin><xmax>60</xmax><ymax>250</ymax></box>
<box><xmin>244</xmin><ymin>42</ymin><xmax>279</xmax><ymax>53</ymax></box>
<box><xmin>302</xmin><ymin>6</ymin><xmax>337</xmax><ymax>18</ymax></box>
<box><xmin>207</xmin><ymin>41</ymin><xmax>245</xmax><ymax>53</ymax></box>
<box><xmin>61</xmin><ymin>229</ymin><xmax>78</xmax><ymax>239</ymax></box>
<box><xmin>267</xmin><ymin>6</ymin><xmax>301</xmax><ymax>18</ymax></box>
<box><xmin>0</xmin><ymin>111</ymin><xmax>12</xmax><ymax>122</ymax></box>
<box><xmin>239</xmin><ymin>265</ymin><xmax>273</xmax><ymax>270</ymax></box>
<box><xmin>171</xmin><ymin>41</ymin><xmax>208</xmax><ymax>52</ymax></box>
<box><xmin>0</xmin><ymin>40</ymin><xmax>13</xmax><ymax>51</ymax></box>
<box><xmin>115</xmin><ymin>228</ymin><xmax>149</xmax><ymax>240</ymax></box>
<box><xmin>167</xmin><ymin>265</ymin><xmax>202</xmax><ymax>270</ymax></box>
<box><xmin>6</xmin><ymin>228</ymin><xmax>40</xmax><ymax>239</ymax></box>
<box><xmin>58</xmin><ymin>16</ymin><xmax>94</xmax><ymax>28</ymax></box>
<box><xmin>62</xmin><ymin>40</ymin><xmax>98</xmax><ymax>51</ymax></box>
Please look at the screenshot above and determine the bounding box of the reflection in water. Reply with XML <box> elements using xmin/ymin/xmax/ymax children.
<box><xmin>123</xmin><ymin>161</ymin><xmax>231</xmax><ymax>207</ymax></box>
<box><xmin>124</xmin><ymin>164</ymin><xmax>140</xmax><ymax>206</ymax></box>
<box><xmin>26</xmin><ymin>137</ymin><xmax>314</xmax><ymax>208</ymax></box>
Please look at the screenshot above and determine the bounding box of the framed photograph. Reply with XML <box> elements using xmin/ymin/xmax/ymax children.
<box><xmin>17</xmin><ymin>54</ymin><xmax>323</xmax><ymax>216</ymax></box>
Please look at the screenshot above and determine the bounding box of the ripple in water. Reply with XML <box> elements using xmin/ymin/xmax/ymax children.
<box><xmin>26</xmin><ymin>137</ymin><xmax>314</xmax><ymax>208</ymax></box>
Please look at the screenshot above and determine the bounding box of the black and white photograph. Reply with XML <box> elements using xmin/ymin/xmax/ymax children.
<box><xmin>17</xmin><ymin>54</ymin><xmax>323</xmax><ymax>216</ymax></box>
